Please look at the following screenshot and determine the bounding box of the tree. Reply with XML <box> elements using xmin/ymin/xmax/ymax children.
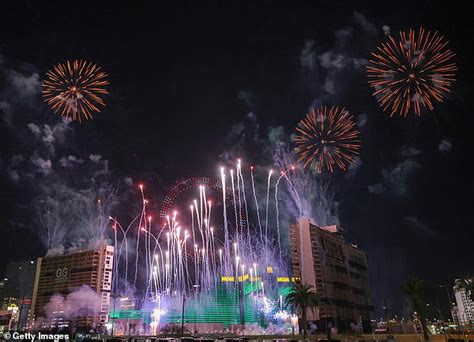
<box><xmin>400</xmin><ymin>277</ymin><xmax>429</xmax><ymax>341</ymax></box>
<box><xmin>455</xmin><ymin>277</ymin><xmax>474</xmax><ymax>301</ymax></box>
<box><xmin>285</xmin><ymin>282</ymin><xmax>319</xmax><ymax>338</ymax></box>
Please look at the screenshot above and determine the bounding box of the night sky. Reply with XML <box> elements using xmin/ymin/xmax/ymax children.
<box><xmin>1</xmin><ymin>1</ymin><xmax>473</xmax><ymax>317</ymax></box>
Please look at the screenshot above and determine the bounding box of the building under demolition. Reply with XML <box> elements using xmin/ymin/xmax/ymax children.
<box><xmin>29</xmin><ymin>245</ymin><xmax>114</xmax><ymax>331</ymax></box>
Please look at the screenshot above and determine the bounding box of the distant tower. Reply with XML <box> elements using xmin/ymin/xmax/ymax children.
<box><xmin>453</xmin><ymin>281</ymin><xmax>474</xmax><ymax>325</ymax></box>
<box><xmin>2</xmin><ymin>260</ymin><xmax>37</xmax><ymax>330</ymax></box>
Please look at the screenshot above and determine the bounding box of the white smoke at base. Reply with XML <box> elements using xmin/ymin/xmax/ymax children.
<box><xmin>37</xmin><ymin>285</ymin><xmax>103</xmax><ymax>329</ymax></box>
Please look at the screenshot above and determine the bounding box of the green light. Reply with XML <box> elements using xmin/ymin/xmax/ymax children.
<box><xmin>109</xmin><ymin>284</ymin><xmax>293</xmax><ymax>327</ymax></box>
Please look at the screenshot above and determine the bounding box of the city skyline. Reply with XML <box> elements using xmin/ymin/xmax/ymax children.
<box><xmin>0</xmin><ymin>0</ymin><xmax>473</xmax><ymax>328</ymax></box>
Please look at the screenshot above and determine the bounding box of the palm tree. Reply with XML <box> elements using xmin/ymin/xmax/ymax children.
<box><xmin>400</xmin><ymin>277</ymin><xmax>429</xmax><ymax>341</ymax></box>
<box><xmin>285</xmin><ymin>282</ymin><xmax>319</xmax><ymax>338</ymax></box>
<box><xmin>455</xmin><ymin>277</ymin><xmax>474</xmax><ymax>301</ymax></box>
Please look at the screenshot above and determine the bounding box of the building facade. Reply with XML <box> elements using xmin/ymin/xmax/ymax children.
<box><xmin>30</xmin><ymin>245</ymin><xmax>114</xmax><ymax>331</ymax></box>
<box><xmin>453</xmin><ymin>282</ymin><xmax>474</xmax><ymax>325</ymax></box>
<box><xmin>289</xmin><ymin>218</ymin><xmax>373</xmax><ymax>332</ymax></box>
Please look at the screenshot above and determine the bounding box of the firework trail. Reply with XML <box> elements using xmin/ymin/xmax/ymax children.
<box><xmin>282</xmin><ymin>173</ymin><xmax>302</xmax><ymax>218</ymax></box>
<box><xmin>236</xmin><ymin>161</ymin><xmax>243</xmax><ymax>237</ymax></box>
<box><xmin>250</xmin><ymin>166</ymin><xmax>264</xmax><ymax>242</ymax></box>
<box><xmin>273</xmin><ymin>130</ymin><xmax>336</xmax><ymax>225</ymax></box>
<box><xmin>229</xmin><ymin>169</ymin><xmax>239</xmax><ymax>238</ymax></box>
<box><xmin>145</xmin><ymin>216</ymin><xmax>153</xmax><ymax>298</ymax></box>
<box><xmin>367</xmin><ymin>28</ymin><xmax>457</xmax><ymax>116</ymax></box>
<box><xmin>109</xmin><ymin>216</ymin><xmax>126</xmax><ymax>296</ymax></box>
<box><xmin>134</xmin><ymin>184</ymin><xmax>146</xmax><ymax>289</ymax></box>
<box><xmin>274</xmin><ymin>167</ymin><xmax>296</xmax><ymax>262</ymax></box>
<box><xmin>108</xmin><ymin>161</ymin><xmax>305</xmax><ymax>332</ymax></box>
<box><xmin>274</xmin><ymin>174</ymin><xmax>282</xmax><ymax>262</ymax></box>
<box><xmin>42</xmin><ymin>60</ymin><xmax>109</xmax><ymax>122</ymax></box>
<box><xmin>35</xmin><ymin>194</ymin><xmax>74</xmax><ymax>251</ymax></box>
<box><xmin>264</xmin><ymin>169</ymin><xmax>273</xmax><ymax>250</ymax></box>
<box><xmin>237</xmin><ymin>160</ymin><xmax>251</xmax><ymax>242</ymax></box>
<box><xmin>190</xmin><ymin>204</ymin><xmax>198</xmax><ymax>286</ymax></box>
<box><xmin>220</xmin><ymin>168</ymin><xmax>231</xmax><ymax>273</ymax></box>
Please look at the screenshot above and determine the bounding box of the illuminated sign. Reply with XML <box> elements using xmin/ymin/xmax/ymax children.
<box><xmin>277</xmin><ymin>276</ymin><xmax>300</xmax><ymax>283</ymax></box>
<box><xmin>221</xmin><ymin>276</ymin><xmax>235</xmax><ymax>282</ymax></box>
<box><xmin>221</xmin><ymin>275</ymin><xmax>251</xmax><ymax>282</ymax></box>
<box><xmin>238</xmin><ymin>274</ymin><xmax>249</xmax><ymax>282</ymax></box>
<box><xmin>7</xmin><ymin>303</ymin><xmax>19</xmax><ymax>313</ymax></box>
<box><xmin>222</xmin><ymin>274</ymin><xmax>294</xmax><ymax>282</ymax></box>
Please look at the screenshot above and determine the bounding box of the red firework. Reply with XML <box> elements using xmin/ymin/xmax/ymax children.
<box><xmin>367</xmin><ymin>28</ymin><xmax>456</xmax><ymax>117</ymax></box>
<box><xmin>294</xmin><ymin>106</ymin><xmax>361</xmax><ymax>173</ymax></box>
<box><xmin>42</xmin><ymin>60</ymin><xmax>109</xmax><ymax>122</ymax></box>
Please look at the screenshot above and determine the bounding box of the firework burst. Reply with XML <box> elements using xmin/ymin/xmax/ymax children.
<box><xmin>294</xmin><ymin>106</ymin><xmax>361</xmax><ymax>173</ymax></box>
<box><xmin>367</xmin><ymin>28</ymin><xmax>456</xmax><ymax>116</ymax></box>
<box><xmin>42</xmin><ymin>60</ymin><xmax>109</xmax><ymax>122</ymax></box>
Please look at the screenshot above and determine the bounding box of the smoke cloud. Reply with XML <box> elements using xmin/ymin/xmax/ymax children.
<box><xmin>368</xmin><ymin>145</ymin><xmax>422</xmax><ymax>198</ymax></box>
<box><xmin>40</xmin><ymin>285</ymin><xmax>102</xmax><ymax>328</ymax></box>
<box><xmin>368</xmin><ymin>159</ymin><xmax>421</xmax><ymax>197</ymax></box>
<box><xmin>221</xmin><ymin>111</ymin><xmax>339</xmax><ymax>235</ymax></box>
<box><xmin>439</xmin><ymin>139</ymin><xmax>452</xmax><ymax>152</ymax></box>
<box><xmin>0</xmin><ymin>53</ymin><xmax>119</xmax><ymax>254</ymax></box>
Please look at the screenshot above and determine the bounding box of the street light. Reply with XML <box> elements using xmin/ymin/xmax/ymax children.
<box><xmin>193</xmin><ymin>284</ymin><xmax>200</xmax><ymax>335</ymax></box>
<box><xmin>181</xmin><ymin>293</ymin><xmax>186</xmax><ymax>337</ymax></box>
<box><xmin>382</xmin><ymin>299</ymin><xmax>392</xmax><ymax>336</ymax></box>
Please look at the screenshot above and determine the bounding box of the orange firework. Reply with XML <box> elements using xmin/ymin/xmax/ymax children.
<box><xmin>294</xmin><ymin>106</ymin><xmax>361</xmax><ymax>173</ymax></box>
<box><xmin>42</xmin><ymin>60</ymin><xmax>109</xmax><ymax>122</ymax></box>
<box><xmin>367</xmin><ymin>28</ymin><xmax>456</xmax><ymax>117</ymax></box>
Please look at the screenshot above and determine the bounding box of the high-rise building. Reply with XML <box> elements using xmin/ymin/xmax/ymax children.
<box><xmin>453</xmin><ymin>281</ymin><xmax>474</xmax><ymax>325</ymax></box>
<box><xmin>1</xmin><ymin>260</ymin><xmax>37</xmax><ymax>330</ymax></box>
<box><xmin>289</xmin><ymin>218</ymin><xmax>373</xmax><ymax>332</ymax></box>
<box><xmin>30</xmin><ymin>245</ymin><xmax>114</xmax><ymax>331</ymax></box>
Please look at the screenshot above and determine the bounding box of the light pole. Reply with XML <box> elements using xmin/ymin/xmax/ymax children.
<box><xmin>382</xmin><ymin>299</ymin><xmax>392</xmax><ymax>336</ymax></box>
<box><xmin>241</xmin><ymin>264</ymin><xmax>246</xmax><ymax>336</ymax></box>
<box><xmin>192</xmin><ymin>284</ymin><xmax>200</xmax><ymax>335</ymax></box>
<box><xmin>181</xmin><ymin>293</ymin><xmax>186</xmax><ymax>337</ymax></box>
